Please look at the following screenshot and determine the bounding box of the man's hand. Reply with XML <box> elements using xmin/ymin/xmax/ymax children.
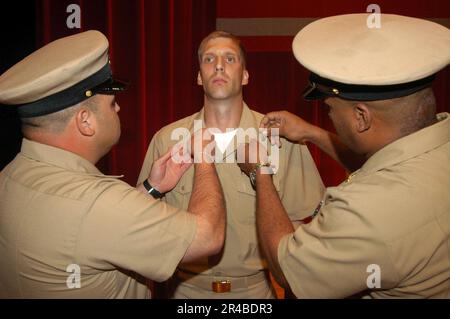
<box><xmin>147</xmin><ymin>144</ymin><xmax>192</xmax><ymax>193</ymax></box>
<box><xmin>261</xmin><ymin>110</ymin><xmax>366</xmax><ymax>172</ymax></box>
<box><xmin>260</xmin><ymin>111</ymin><xmax>318</xmax><ymax>146</ymax></box>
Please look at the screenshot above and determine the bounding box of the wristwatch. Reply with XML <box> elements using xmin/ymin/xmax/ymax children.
<box><xmin>143</xmin><ymin>179</ymin><xmax>164</xmax><ymax>199</ymax></box>
<box><xmin>249</xmin><ymin>163</ymin><xmax>272</xmax><ymax>189</ymax></box>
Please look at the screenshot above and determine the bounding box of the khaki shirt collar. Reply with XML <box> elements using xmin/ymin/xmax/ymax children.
<box><xmin>189</xmin><ymin>102</ymin><xmax>260</xmax><ymax>160</ymax></box>
<box><xmin>361</xmin><ymin>112</ymin><xmax>450</xmax><ymax>174</ymax></box>
<box><xmin>237</xmin><ymin>102</ymin><xmax>259</xmax><ymax>131</ymax></box>
<box><xmin>20</xmin><ymin>138</ymin><xmax>122</xmax><ymax>178</ymax></box>
<box><xmin>189</xmin><ymin>102</ymin><xmax>257</xmax><ymax>132</ymax></box>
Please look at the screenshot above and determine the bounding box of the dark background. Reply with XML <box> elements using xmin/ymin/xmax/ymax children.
<box><xmin>0</xmin><ymin>2</ymin><xmax>35</xmax><ymax>171</ymax></box>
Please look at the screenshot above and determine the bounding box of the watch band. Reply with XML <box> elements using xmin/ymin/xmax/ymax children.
<box><xmin>249</xmin><ymin>162</ymin><xmax>272</xmax><ymax>189</ymax></box>
<box><xmin>143</xmin><ymin>179</ymin><xmax>164</xmax><ymax>199</ymax></box>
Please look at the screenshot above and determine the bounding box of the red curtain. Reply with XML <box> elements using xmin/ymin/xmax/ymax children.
<box><xmin>36</xmin><ymin>0</ymin><xmax>450</xmax><ymax>187</ymax></box>
<box><xmin>36</xmin><ymin>0</ymin><xmax>216</xmax><ymax>185</ymax></box>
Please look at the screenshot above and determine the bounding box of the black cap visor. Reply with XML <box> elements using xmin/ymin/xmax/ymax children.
<box><xmin>302</xmin><ymin>82</ymin><xmax>330</xmax><ymax>101</ymax></box>
<box><xmin>303</xmin><ymin>73</ymin><xmax>436</xmax><ymax>102</ymax></box>
<box><xmin>88</xmin><ymin>77</ymin><xmax>128</xmax><ymax>96</ymax></box>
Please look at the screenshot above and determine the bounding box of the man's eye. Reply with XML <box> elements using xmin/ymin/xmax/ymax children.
<box><xmin>203</xmin><ymin>56</ymin><xmax>214</xmax><ymax>63</ymax></box>
<box><xmin>226</xmin><ymin>56</ymin><xmax>236</xmax><ymax>63</ymax></box>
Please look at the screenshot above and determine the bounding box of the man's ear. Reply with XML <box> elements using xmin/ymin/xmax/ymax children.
<box><xmin>197</xmin><ymin>71</ymin><xmax>203</xmax><ymax>86</ymax></box>
<box><xmin>75</xmin><ymin>108</ymin><xmax>95</xmax><ymax>137</ymax></box>
<box><xmin>353</xmin><ymin>103</ymin><xmax>372</xmax><ymax>133</ymax></box>
<box><xmin>242</xmin><ymin>70</ymin><xmax>249</xmax><ymax>86</ymax></box>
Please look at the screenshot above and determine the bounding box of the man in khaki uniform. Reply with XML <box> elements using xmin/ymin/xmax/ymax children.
<box><xmin>239</xmin><ymin>14</ymin><xmax>450</xmax><ymax>298</ymax></box>
<box><xmin>137</xmin><ymin>31</ymin><xmax>325</xmax><ymax>298</ymax></box>
<box><xmin>0</xmin><ymin>30</ymin><xmax>226</xmax><ymax>298</ymax></box>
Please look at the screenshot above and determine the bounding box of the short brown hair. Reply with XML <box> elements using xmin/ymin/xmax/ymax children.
<box><xmin>197</xmin><ymin>31</ymin><xmax>247</xmax><ymax>68</ymax></box>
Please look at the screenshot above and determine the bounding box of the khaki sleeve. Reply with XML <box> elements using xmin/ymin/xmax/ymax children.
<box><xmin>77</xmin><ymin>180</ymin><xmax>196</xmax><ymax>282</ymax></box>
<box><xmin>137</xmin><ymin>132</ymin><xmax>163</xmax><ymax>185</ymax></box>
<box><xmin>277</xmin><ymin>188</ymin><xmax>398</xmax><ymax>298</ymax></box>
<box><xmin>278</xmin><ymin>142</ymin><xmax>325</xmax><ymax>221</ymax></box>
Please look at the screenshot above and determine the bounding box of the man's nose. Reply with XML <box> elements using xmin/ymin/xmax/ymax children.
<box><xmin>215</xmin><ymin>58</ymin><xmax>224</xmax><ymax>72</ymax></box>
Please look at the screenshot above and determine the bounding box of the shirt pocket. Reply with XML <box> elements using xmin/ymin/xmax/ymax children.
<box><xmin>235</xmin><ymin>175</ymin><xmax>281</xmax><ymax>225</ymax></box>
<box><xmin>166</xmin><ymin>172</ymin><xmax>193</xmax><ymax>210</ymax></box>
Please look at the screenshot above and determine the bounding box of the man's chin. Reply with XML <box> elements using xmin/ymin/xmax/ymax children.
<box><xmin>206</xmin><ymin>91</ymin><xmax>233</xmax><ymax>100</ymax></box>
<box><xmin>100</xmin><ymin>136</ymin><xmax>121</xmax><ymax>162</ymax></box>
<box><xmin>108</xmin><ymin>134</ymin><xmax>121</xmax><ymax>149</ymax></box>
<box><xmin>113</xmin><ymin>134</ymin><xmax>121</xmax><ymax>147</ymax></box>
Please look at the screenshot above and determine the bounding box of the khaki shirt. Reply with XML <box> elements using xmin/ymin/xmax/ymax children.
<box><xmin>279</xmin><ymin>113</ymin><xmax>450</xmax><ymax>298</ymax></box>
<box><xmin>0</xmin><ymin>139</ymin><xmax>196</xmax><ymax>298</ymax></box>
<box><xmin>138</xmin><ymin>104</ymin><xmax>324</xmax><ymax>287</ymax></box>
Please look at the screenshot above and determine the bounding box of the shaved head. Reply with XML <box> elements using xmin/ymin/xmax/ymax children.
<box><xmin>364</xmin><ymin>87</ymin><xmax>437</xmax><ymax>137</ymax></box>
